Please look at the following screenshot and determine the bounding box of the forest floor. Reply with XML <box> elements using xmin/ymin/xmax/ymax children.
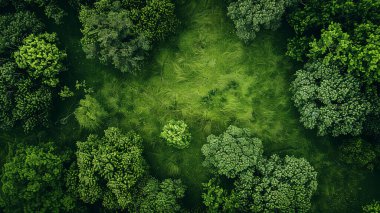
<box><xmin>1</xmin><ymin>0</ymin><xmax>379</xmax><ymax>212</ymax></box>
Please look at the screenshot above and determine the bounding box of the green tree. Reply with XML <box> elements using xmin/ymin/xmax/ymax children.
<box><xmin>0</xmin><ymin>62</ymin><xmax>52</xmax><ymax>132</ymax></box>
<box><xmin>363</xmin><ymin>201</ymin><xmax>380</xmax><ymax>213</ymax></box>
<box><xmin>137</xmin><ymin>178</ymin><xmax>186</xmax><ymax>213</ymax></box>
<box><xmin>201</xmin><ymin>125</ymin><xmax>263</xmax><ymax>178</ymax></box>
<box><xmin>74</xmin><ymin>95</ymin><xmax>108</xmax><ymax>130</ymax></box>
<box><xmin>227</xmin><ymin>0</ymin><xmax>297</xmax><ymax>42</ymax></box>
<box><xmin>202</xmin><ymin>178</ymin><xmax>233</xmax><ymax>212</ymax></box>
<box><xmin>76</xmin><ymin>127</ymin><xmax>146</xmax><ymax>209</ymax></box>
<box><xmin>232</xmin><ymin>155</ymin><xmax>318</xmax><ymax>212</ymax></box>
<box><xmin>79</xmin><ymin>0</ymin><xmax>178</xmax><ymax>73</ymax></box>
<box><xmin>0</xmin><ymin>11</ymin><xmax>44</xmax><ymax>56</ymax></box>
<box><xmin>0</xmin><ymin>143</ymin><xmax>75</xmax><ymax>212</ymax></box>
<box><xmin>14</xmin><ymin>33</ymin><xmax>66</xmax><ymax>87</ymax></box>
<box><xmin>339</xmin><ymin>138</ymin><xmax>379</xmax><ymax>171</ymax></box>
<box><xmin>291</xmin><ymin>61</ymin><xmax>372</xmax><ymax>136</ymax></box>
<box><xmin>160</xmin><ymin>120</ymin><xmax>191</xmax><ymax>149</ymax></box>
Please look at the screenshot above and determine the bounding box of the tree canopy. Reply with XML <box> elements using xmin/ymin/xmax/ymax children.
<box><xmin>0</xmin><ymin>143</ymin><xmax>75</xmax><ymax>212</ymax></box>
<box><xmin>74</xmin><ymin>94</ymin><xmax>108</xmax><ymax>130</ymax></box>
<box><xmin>161</xmin><ymin>120</ymin><xmax>191</xmax><ymax>149</ymax></box>
<box><xmin>291</xmin><ymin>61</ymin><xmax>372</xmax><ymax>136</ymax></box>
<box><xmin>79</xmin><ymin>0</ymin><xmax>178</xmax><ymax>73</ymax></box>
<box><xmin>76</xmin><ymin>127</ymin><xmax>146</xmax><ymax>209</ymax></box>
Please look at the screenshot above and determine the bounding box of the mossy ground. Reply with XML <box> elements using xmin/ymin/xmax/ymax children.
<box><xmin>0</xmin><ymin>0</ymin><xmax>379</xmax><ymax>212</ymax></box>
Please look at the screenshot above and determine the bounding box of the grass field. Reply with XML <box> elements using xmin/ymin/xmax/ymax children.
<box><xmin>1</xmin><ymin>0</ymin><xmax>378</xmax><ymax>212</ymax></box>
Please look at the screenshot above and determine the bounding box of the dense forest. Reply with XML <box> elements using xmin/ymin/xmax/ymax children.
<box><xmin>0</xmin><ymin>0</ymin><xmax>379</xmax><ymax>212</ymax></box>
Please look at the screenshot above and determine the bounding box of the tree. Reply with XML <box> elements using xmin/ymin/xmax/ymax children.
<box><xmin>136</xmin><ymin>178</ymin><xmax>186</xmax><ymax>213</ymax></box>
<box><xmin>0</xmin><ymin>62</ymin><xmax>52</xmax><ymax>132</ymax></box>
<box><xmin>202</xmin><ymin>178</ymin><xmax>234</xmax><ymax>212</ymax></box>
<box><xmin>339</xmin><ymin>138</ymin><xmax>379</xmax><ymax>171</ymax></box>
<box><xmin>232</xmin><ymin>155</ymin><xmax>318</xmax><ymax>212</ymax></box>
<box><xmin>363</xmin><ymin>201</ymin><xmax>380</xmax><ymax>213</ymax></box>
<box><xmin>74</xmin><ymin>95</ymin><xmax>108</xmax><ymax>130</ymax></box>
<box><xmin>0</xmin><ymin>11</ymin><xmax>44</xmax><ymax>56</ymax></box>
<box><xmin>79</xmin><ymin>0</ymin><xmax>178</xmax><ymax>73</ymax></box>
<box><xmin>76</xmin><ymin>127</ymin><xmax>146</xmax><ymax>209</ymax></box>
<box><xmin>0</xmin><ymin>143</ymin><xmax>75</xmax><ymax>212</ymax></box>
<box><xmin>201</xmin><ymin>125</ymin><xmax>263</xmax><ymax>178</ymax></box>
<box><xmin>160</xmin><ymin>120</ymin><xmax>191</xmax><ymax>149</ymax></box>
<box><xmin>227</xmin><ymin>0</ymin><xmax>297</xmax><ymax>42</ymax></box>
<box><xmin>14</xmin><ymin>33</ymin><xmax>66</xmax><ymax>87</ymax></box>
<box><xmin>290</xmin><ymin>61</ymin><xmax>372</xmax><ymax>136</ymax></box>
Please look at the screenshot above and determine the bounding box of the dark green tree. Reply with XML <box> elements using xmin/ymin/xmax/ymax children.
<box><xmin>0</xmin><ymin>11</ymin><xmax>44</xmax><ymax>56</ymax></box>
<box><xmin>291</xmin><ymin>61</ymin><xmax>372</xmax><ymax>136</ymax></box>
<box><xmin>79</xmin><ymin>0</ymin><xmax>178</xmax><ymax>73</ymax></box>
<box><xmin>201</xmin><ymin>125</ymin><xmax>263</xmax><ymax>178</ymax></box>
<box><xmin>76</xmin><ymin>127</ymin><xmax>146</xmax><ymax>209</ymax></box>
<box><xmin>0</xmin><ymin>143</ymin><xmax>76</xmax><ymax>212</ymax></box>
<box><xmin>339</xmin><ymin>138</ymin><xmax>379</xmax><ymax>171</ymax></box>
<box><xmin>227</xmin><ymin>0</ymin><xmax>297</xmax><ymax>42</ymax></box>
<box><xmin>136</xmin><ymin>178</ymin><xmax>186</xmax><ymax>213</ymax></box>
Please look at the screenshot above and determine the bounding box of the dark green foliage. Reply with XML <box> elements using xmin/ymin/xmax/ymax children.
<box><xmin>201</xmin><ymin>125</ymin><xmax>263</xmax><ymax>178</ymax></box>
<box><xmin>363</xmin><ymin>201</ymin><xmax>380</xmax><ymax>213</ymax></box>
<box><xmin>79</xmin><ymin>0</ymin><xmax>178</xmax><ymax>73</ymax></box>
<box><xmin>0</xmin><ymin>62</ymin><xmax>52</xmax><ymax>132</ymax></box>
<box><xmin>74</xmin><ymin>95</ymin><xmax>108</xmax><ymax>130</ymax></box>
<box><xmin>160</xmin><ymin>120</ymin><xmax>191</xmax><ymax>149</ymax></box>
<box><xmin>0</xmin><ymin>143</ymin><xmax>75</xmax><ymax>212</ymax></box>
<box><xmin>287</xmin><ymin>0</ymin><xmax>380</xmax><ymax>85</ymax></box>
<box><xmin>137</xmin><ymin>178</ymin><xmax>186</xmax><ymax>213</ymax></box>
<box><xmin>76</xmin><ymin>127</ymin><xmax>146</xmax><ymax>209</ymax></box>
<box><xmin>227</xmin><ymin>0</ymin><xmax>297</xmax><ymax>42</ymax></box>
<box><xmin>0</xmin><ymin>11</ymin><xmax>44</xmax><ymax>56</ymax></box>
<box><xmin>339</xmin><ymin>138</ymin><xmax>379</xmax><ymax>171</ymax></box>
<box><xmin>14</xmin><ymin>33</ymin><xmax>67</xmax><ymax>87</ymax></box>
<box><xmin>201</xmin><ymin>126</ymin><xmax>318</xmax><ymax>212</ymax></box>
<box><xmin>291</xmin><ymin>61</ymin><xmax>372</xmax><ymax>136</ymax></box>
<box><xmin>232</xmin><ymin>155</ymin><xmax>317</xmax><ymax>212</ymax></box>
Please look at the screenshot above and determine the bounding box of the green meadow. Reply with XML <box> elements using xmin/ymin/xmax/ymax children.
<box><xmin>1</xmin><ymin>0</ymin><xmax>378</xmax><ymax>212</ymax></box>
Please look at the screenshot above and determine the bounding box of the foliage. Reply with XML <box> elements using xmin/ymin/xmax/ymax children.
<box><xmin>76</xmin><ymin>127</ymin><xmax>146</xmax><ymax>209</ymax></box>
<box><xmin>79</xmin><ymin>0</ymin><xmax>178</xmax><ymax>73</ymax></box>
<box><xmin>291</xmin><ymin>61</ymin><xmax>372</xmax><ymax>136</ymax></box>
<box><xmin>339</xmin><ymin>138</ymin><xmax>379</xmax><ymax>171</ymax></box>
<box><xmin>14</xmin><ymin>33</ymin><xmax>66</xmax><ymax>87</ymax></box>
<box><xmin>0</xmin><ymin>62</ymin><xmax>52</xmax><ymax>132</ymax></box>
<box><xmin>59</xmin><ymin>86</ymin><xmax>75</xmax><ymax>99</ymax></box>
<box><xmin>0</xmin><ymin>143</ymin><xmax>75</xmax><ymax>212</ymax></box>
<box><xmin>232</xmin><ymin>155</ymin><xmax>318</xmax><ymax>212</ymax></box>
<box><xmin>137</xmin><ymin>178</ymin><xmax>186</xmax><ymax>213</ymax></box>
<box><xmin>287</xmin><ymin>0</ymin><xmax>380</xmax><ymax>86</ymax></box>
<box><xmin>74</xmin><ymin>95</ymin><xmax>108</xmax><ymax>130</ymax></box>
<box><xmin>227</xmin><ymin>0</ymin><xmax>297</xmax><ymax>42</ymax></box>
<box><xmin>363</xmin><ymin>201</ymin><xmax>380</xmax><ymax>213</ymax></box>
<box><xmin>0</xmin><ymin>11</ymin><xmax>44</xmax><ymax>56</ymax></box>
<box><xmin>202</xmin><ymin>178</ymin><xmax>232</xmax><ymax>212</ymax></box>
<box><xmin>201</xmin><ymin>125</ymin><xmax>263</xmax><ymax>178</ymax></box>
<box><xmin>308</xmin><ymin>22</ymin><xmax>380</xmax><ymax>85</ymax></box>
<box><xmin>160</xmin><ymin>120</ymin><xmax>191</xmax><ymax>149</ymax></box>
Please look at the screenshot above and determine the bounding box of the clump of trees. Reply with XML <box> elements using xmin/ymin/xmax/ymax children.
<box><xmin>201</xmin><ymin>125</ymin><xmax>318</xmax><ymax>212</ymax></box>
<box><xmin>163</xmin><ymin>125</ymin><xmax>317</xmax><ymax>212</ymax></box>
<box><xmin>0</xmin><ymin>143</ymin><xmax>76</xmax><ymax>212</ymax></box>
<box><xmin>161</xmin><ymin>120</ymin><xmax>191</xmax><ymax>149</ymax></box>
<box><xmin>79</xmin><ymin>0</ymin><xmax>178</xmax><ymax>73</ymax></box>
<box><xmin>74</xmin><ymin>95</ymin><xmax>108</xmax><ymax>130</ymax></box>
<box><xmin>227</xmin><ymin>0</ymin><xmax>297</xmax><ymax>42</ymax></box>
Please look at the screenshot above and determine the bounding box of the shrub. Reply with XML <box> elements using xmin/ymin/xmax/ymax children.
<box><xmin>160</xmin><ymin>120</ymin><xmax>191</xmax><ymax>149</ymax></box>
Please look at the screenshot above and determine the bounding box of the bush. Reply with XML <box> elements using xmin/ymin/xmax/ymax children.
<box><xmin>160</xmin><ymin>120</ymin><xmax>191</xmax><ymax>149</ymax></box>
<box><xmin>339</xmin><ymin>138</ymin><xmax>379</xmax><ymax>171</ymax></box>
<box><xmin>74</xmin><ymin>95</ymin><xmax>108</xmax><ymax>130</ymax></box>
